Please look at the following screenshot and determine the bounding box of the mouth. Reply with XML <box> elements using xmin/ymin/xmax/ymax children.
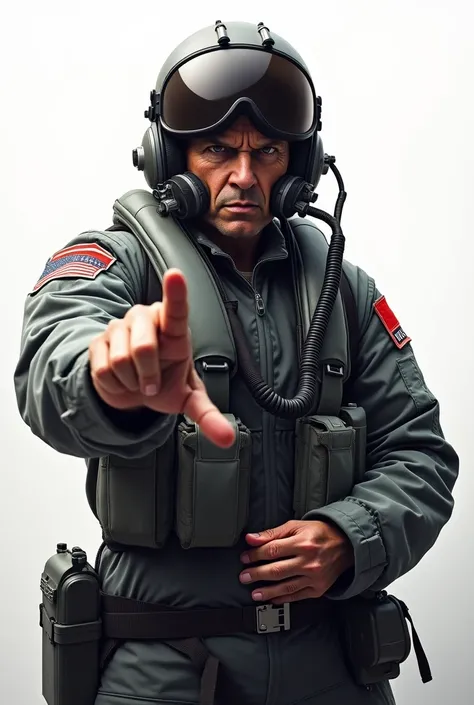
<box><xmin>223</xmin><ymin>202</ymin><xmax>260</xmax><ymax>213</ymax></box>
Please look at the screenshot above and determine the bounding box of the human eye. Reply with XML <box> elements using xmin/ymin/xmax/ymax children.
<box><xmin>207</xmin><ymin>145</ymin><xmax>228</xmax><ymax>154</ymax></box>
<box><xmin>259</xmin><ymin>146</ymin><xmax>277</xmax><ymax>155</ymax></box>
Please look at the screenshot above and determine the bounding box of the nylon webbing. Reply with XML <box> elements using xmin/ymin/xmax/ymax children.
<box><xmin>164</xmin><ymin>638</ymin><xmax>219</xmax><ymax>705</ymax></box>
<box><xmin>317</xmin><ymin>365</ymin><xmax>344</xmax><ymax>416</ymax></box>
<box><xmin>198</xmin><ymin>360</ymin><xmax>230</xmax><ymax>413</ymax></box>
<box><xmin>399</xmin><ymin>600</ymin><xmax>433</xmax><ymax>683</ymax></box>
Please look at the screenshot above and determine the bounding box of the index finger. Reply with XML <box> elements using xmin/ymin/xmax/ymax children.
<box><xmin>160</xmin><ymin>268</ymin><xmax>189</xmax><ymax>338</ymax></box>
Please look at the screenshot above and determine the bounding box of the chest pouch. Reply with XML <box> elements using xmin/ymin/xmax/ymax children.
<box><xmin>176</xmin><ymin>413</ymin><xmax>252</xmax><ymax>549</ymax></box>
<box><xmin>95</xmin><ymin>434</ymin><xmax>176</xmax><ymax>549</ymax></box>
<box><xmin>293</xmin><ymin>405</ymin><xmax>366</xmax><ymax>516</ymax></box>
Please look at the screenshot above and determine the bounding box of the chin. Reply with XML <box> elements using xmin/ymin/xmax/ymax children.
<box><xmin>214</xmin><ymin>217</ymin><xmax>267</xmax><ymax>239</ymax></box>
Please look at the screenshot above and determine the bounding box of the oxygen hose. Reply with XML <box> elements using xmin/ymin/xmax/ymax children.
<box><xmin>224</xmin><ymin>160</ymin><xmax>347</xmax><ymax>419</ymax></box>
<box><xmin>226</xmin><ymin>208</ymin><xmax>345</xmax><ymax>419</ymax></box>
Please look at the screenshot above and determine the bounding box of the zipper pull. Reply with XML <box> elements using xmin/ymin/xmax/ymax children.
<box><xmin>255</xmin><ymin>293</ymin><xmax>266</xmax><ymax>316</ymax></box>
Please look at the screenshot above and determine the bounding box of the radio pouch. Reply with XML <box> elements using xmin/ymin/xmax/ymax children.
<box><xmin>176</xmin><ymin>414</ymin><xmax>252</xmax><ymax>548</ymax></box>
<box><xmin>340</xmin><ymin>591</ymin><xmax>432</xmax><ymax>686</ymax></box>
<box><xmin>39</xmin><ymin>544</ymin><xmax>102</xmax><ymax>705</ymax></box>
<box><xmin>95</xmin><ymin>434</ymin><xmax>176</xmax><ymax>549</ymax></box>
<box><xmin>294</xmin><ymin>415</ymin><xmax>356</xmax><ymax>517</ymax></box>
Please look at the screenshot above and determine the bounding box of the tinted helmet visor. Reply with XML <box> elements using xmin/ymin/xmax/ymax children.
<box><xmin>160</xmin><ymin>48</ymin><xmax>316</xmax><ymax>140</ymax></box>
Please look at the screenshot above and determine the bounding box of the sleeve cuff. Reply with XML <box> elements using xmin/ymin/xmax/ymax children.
<box><xmin>55</xmin><ymin>350</ymin><xmax>177</xmax><ymax>456</ymax></box>
<box><xmin>303</xmin><ymin>498</ymin><xmax>388</xmax><ymax>599</ymax></box>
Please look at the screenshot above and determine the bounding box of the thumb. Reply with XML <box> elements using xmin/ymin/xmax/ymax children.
<box><xmin>183</xmin><ymin>368</ymin><xmax>235</xmax><ymax>448</ymax></box>
<box><xmin>245</xmin><ymin>522</ymin><xmax>292</xmax><ymax>546</ymax></box>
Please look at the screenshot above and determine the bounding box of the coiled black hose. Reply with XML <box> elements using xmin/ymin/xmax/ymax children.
<box><xmin>226</xmin><ymin>205</ymin><xmax>345</xmax><ymax>418</ymax></box>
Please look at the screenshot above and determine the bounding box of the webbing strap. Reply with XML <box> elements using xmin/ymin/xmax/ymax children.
<box><xmin>317</xmin><ymin>364</ymin><xmax>345</xmax><ymax>416</ymax></box>
<box><xmin>399</xmin><ymin>600</ymin><xmax>433</xmax><ymax>684</ymax></box>
<box><xmin>144</xmin><ymin>236</ymin><xmax>230</xmax><ymax>412</ymax></box>
<box><xmin>164</xmin><ymin>638</ymin><xmax>219</xmax><ymax>705</ymax></box>
<box><xmin>197</xmin><ymin>359</ymin><xmax>230</xmax><ymax>413</ymax></box>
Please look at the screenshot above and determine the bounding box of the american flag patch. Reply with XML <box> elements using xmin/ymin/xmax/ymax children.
<box><xmin>32</xmin><ymin>242</ymin><xmax>117</xmax><ymax>293</ymax></box>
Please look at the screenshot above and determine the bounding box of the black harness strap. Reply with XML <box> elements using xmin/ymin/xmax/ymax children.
<box><xmin>340</xmin><ymin>266</ymin><xmax>359</xmax><ymax>380</ymax></box>
<box><xmin>164</xmin><ymin>638</ymin><xmax>220</xmax><ymax>705</ymax></box>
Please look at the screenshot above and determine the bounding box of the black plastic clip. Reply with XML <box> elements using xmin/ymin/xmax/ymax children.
<box><xmin>326</xmin><ymin>363</ymin><xmax>344</xmax><ymax>377</ymax></box>
<box><xmin>144</xmin><ymin>90</ymin><xmax>159</xmax><ymax>122</ymax></box>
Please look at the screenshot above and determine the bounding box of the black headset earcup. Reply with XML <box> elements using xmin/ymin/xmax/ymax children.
<box><xmin>156</xmin><ymin>124</ymin><xmax>186</xmax><ymax>183</ymax></box>
<box><xmin>270</xmin><ymin>175</ymin><xmax>310</xmax><ymax>219</ymax></box>
<box><xmin>135</xmin><ymin>125</ymin><xmax>159</xmax><ymax>189</ymax></box>
<box><xmin>289</xmin><ymin>133</ymin><xmax>325</xmax><ymax>187</ymax></box>
<box><xmin>167</xmin><ymin>172</ymin><xmax>210</xmax><ymax>219</ymax></box>
<box><xmin>134</xmin><ymin>122</ymin><xmax>187</xmax><ymax>188</ymax></box>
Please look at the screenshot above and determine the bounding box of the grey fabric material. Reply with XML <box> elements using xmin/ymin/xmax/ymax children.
<box><xmin>14</xmin><ymin>217</ymin><xmax>458</xmax><ymax>704</ymax></box>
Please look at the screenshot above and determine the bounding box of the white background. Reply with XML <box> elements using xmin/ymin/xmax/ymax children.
<box><xmin>1</xmin><ymin>1</ymin><xmax>473</xmax><ymax>703</ymax></box>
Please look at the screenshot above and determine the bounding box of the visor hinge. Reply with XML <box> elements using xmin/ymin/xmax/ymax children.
<box><xmin>144</xmin><ymin>90</ymin><xmax>159</xmax><ymax>122</ymax></box>
<box><xmin>316</xmin><ymin>96</ymin><xmax>323</xmax><ymax>131</ymax></box>
<box><xmin>215</xmin><ymin>20</ymin><xmax>230</xmax><ymax>46</ymax></box>
<box><xmin>257</xmin><ymin>22</ymin><xmax>275</xmax><ymax>47</ymax></box>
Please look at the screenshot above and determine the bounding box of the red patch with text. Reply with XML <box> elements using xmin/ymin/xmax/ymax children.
<box><xmin>374</xmin><ymin>295</ymin><xmax>411</xmax><ymax>349</ymax></box>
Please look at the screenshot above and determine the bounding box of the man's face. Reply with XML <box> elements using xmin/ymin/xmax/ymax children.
<box><xmin>186</xmin><ymin>116</ymin><xmax>289</xmax><ymax>239</ymax></box>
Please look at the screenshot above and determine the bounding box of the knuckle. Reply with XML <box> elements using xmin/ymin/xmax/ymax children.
<box><xmin>109</xmin><ymin>353</ymin><xmax>130</xmax><ymax>369</ymax></box>
<box><xmin>307</xmin><ymin>560</ymin><xmax>322</xmax><ymax>577</ymax></box>
<box><xmin>269</xmin><ymin>563</ymin><xmax>283</xmax><ymax>580</ymax></box>
<box><xmin>267</xmin><ymin>543</ymin><xmax>280</xmax><ymax>560</ymax></box>
<box><xmin>132</xmin><ymin>341</ymin><xmax>156</xmax><ymax>358</ymax></box>
<box><xmin>92</xmin><ymin>364</ymin><xmax>111</xmax><ymax>382</ymax></box>
<box><xmin>107</xmin><ymin>318</ymin><xmax>123</xmax><ymax>332</ymax></box>
<box><xmin>125</xmin><ymin>304</ymin><xmax>147</xmax><ymax>320</ymax></box>
<box><xmin>301</xmin><ymin>539</ymin><xmax>315</xmax><ymax>553</ymax></box>
<box><xmin>284</xmin><ymin>581</ymin><xmax>300</xmax><ymax>595</ymax></box>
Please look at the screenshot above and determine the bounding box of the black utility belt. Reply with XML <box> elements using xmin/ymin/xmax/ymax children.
<box><xmin>99</xmin><ymin>590</ymin><xmax>431</xmax><ymax>686</ymax></box>
<box><xmin>100</xmin><ymin>593</ymin><xmax>328</xmax><ymax>640</ymax></box>
<box><xmin>39</xmin><ymin>545</ymin><xmax>432</xmax><ymax>705</ymax></box>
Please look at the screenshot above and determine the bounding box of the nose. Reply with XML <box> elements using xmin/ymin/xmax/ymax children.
<box><xmin>229</xmin><ymin>152</ymin><xmax>257</xmax><ymax>191</ymax></box>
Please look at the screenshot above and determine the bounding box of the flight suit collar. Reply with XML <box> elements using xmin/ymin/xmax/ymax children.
<box><xmin>192</xmin><ymin>219</ymin><xmax>288</xmax><ymax>269</ymax></box>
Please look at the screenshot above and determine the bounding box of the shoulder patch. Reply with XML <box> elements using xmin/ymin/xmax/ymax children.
<box><xmin>32</xmin><ymin>242</ymin><xmax>117</xmax><ymax>293</ymax></box>
<box><xmin>374</xmin><ymin>295</ymin><xmax>411</xmax><ymax>349</ymax></box>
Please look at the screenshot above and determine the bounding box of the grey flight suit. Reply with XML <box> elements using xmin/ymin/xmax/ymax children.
<box><xmin>14</xmin><ymin>219</ymin><xmax>459</xmax><ymax>705</ymax></box>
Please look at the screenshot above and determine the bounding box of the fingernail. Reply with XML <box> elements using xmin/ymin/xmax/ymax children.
<box><xmin>248</xmin><ymin>533</ymin><xmax>260</xmax><ymax>539</ymax></box>
<box><xmin>253</xmin><ymin>592</ymin><xmax>263</xmax><ymax>601</ymax></box>
<box><xmin>241</xmin><ymin>554</ymin><xmax>250</xmax><ymax>564</ymax></box>
<box><xmin>144</xmin><ymin>384</ymin><xmax>157</xmax><ymax>396</ymax></box>
<box><xmin>240</xmin><ymin>573</ymin><xmax>252</xmax><ymax>584</ymax></box>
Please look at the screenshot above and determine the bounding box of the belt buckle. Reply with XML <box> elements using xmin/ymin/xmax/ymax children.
<box><xmin>256</xmin><ymin>603</ymin><xmax>291</xmax><ymax>634</ymax></box>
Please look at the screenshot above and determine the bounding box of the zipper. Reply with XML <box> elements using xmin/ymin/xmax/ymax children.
<box><xmin>255</xmin><ymin>292</ymin><xmax>266</xmax><ymax>316</ymax></box>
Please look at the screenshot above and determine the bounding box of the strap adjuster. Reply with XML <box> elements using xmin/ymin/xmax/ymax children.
<box><xmin>325</xmin><ymin>363</ymin><xmax>344</xmax><ymax>377</ymax></box>
<box><xmin>202</xmin><ymin>360</ymin><xmax>229</xmax><ymax>372</ymax></box>
<box><xmin>256</xmin><ymin>603</ymin><xmax>291</xmax><ymax>634</ymax></box>
<box><xmin>199</xmin><ymin>357</ymin><xmax>231</xmax><ymax>413</ymax></box>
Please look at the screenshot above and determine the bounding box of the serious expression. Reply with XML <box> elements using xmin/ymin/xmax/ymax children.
<box><xmin>186</xmin><ymin>116</ymin><xmax>289</xmax><ymax>239</ymax></box>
